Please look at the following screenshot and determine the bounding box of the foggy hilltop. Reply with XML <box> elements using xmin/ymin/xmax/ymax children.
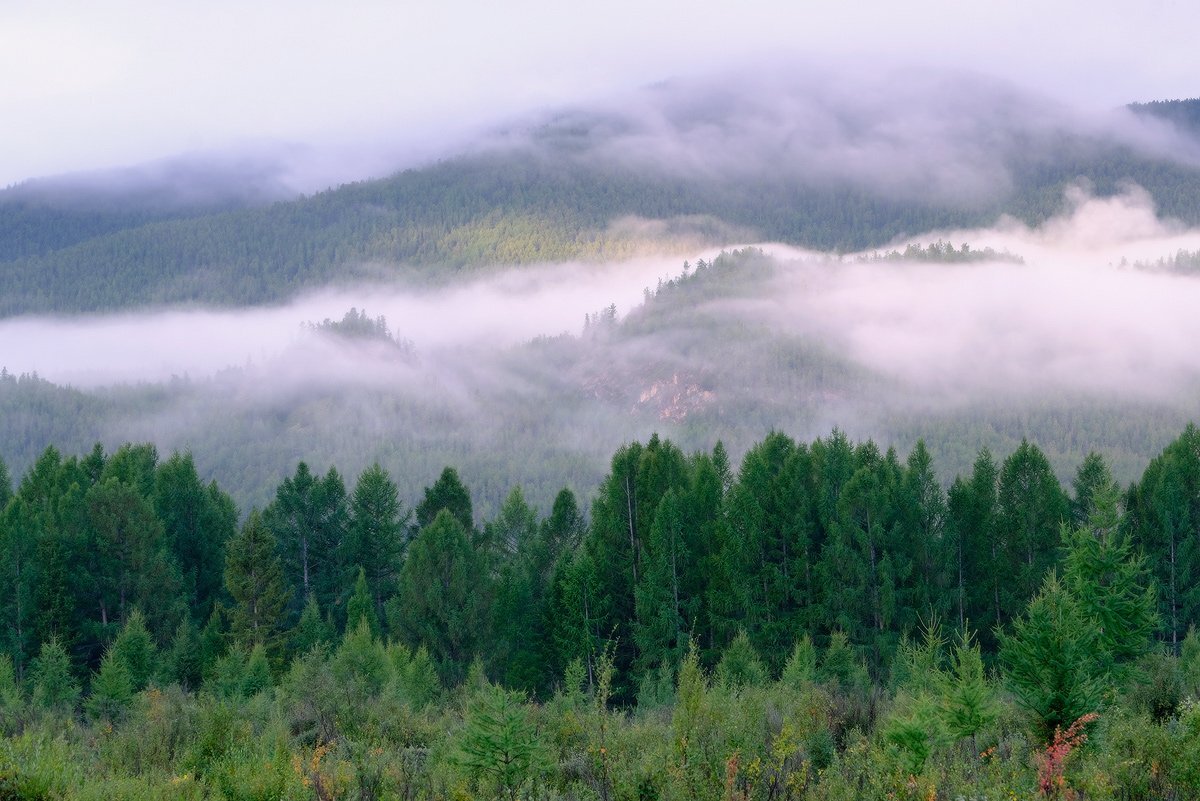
<box><xmin>3</xmin><ymin>70</ymin><xmax>1200</xmax><ymax>515</ymax></box>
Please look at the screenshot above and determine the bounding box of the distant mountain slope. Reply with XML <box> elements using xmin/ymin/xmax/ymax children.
<box><xmin>0</xmin><ymin>153</ymin><xmax>295</xmax><ymax>263</ymax></box>
<box><xmin>5</xmin><ymin>80</ymin><xmax>1200</xmax><ymax>316</ymax></box>
<box><xmin>1129</xmin><ymin>98</ymin><xmax>1200</xmax><ymax>137</ymax></box>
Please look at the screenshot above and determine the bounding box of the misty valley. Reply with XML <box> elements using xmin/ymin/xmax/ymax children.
<box><xmin>6</xmin><ymin>73</ymin><xmax>1200</xmax><ymax>800</ymax></box>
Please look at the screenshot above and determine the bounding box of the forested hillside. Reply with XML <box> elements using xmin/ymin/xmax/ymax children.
<box><xmin>4</xmin><ymin>92</ymin><xmax>1200</xmax><ymax>315</ymax></box>
<box><xmin>3</xmin><ymin>250</ymin><xmax>1195</xmax><ymax>519</ymax></box>
<box><xmin>0</xmin><ymin>425</ymin><xmax>1197</xmax><ymax>798</ymax></box>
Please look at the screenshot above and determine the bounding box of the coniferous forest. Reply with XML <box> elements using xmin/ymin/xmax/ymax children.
<box><xmin>7</xmin><ymin>40</ymin><xmax>1200</xmax><ymax>800</ymax></box>
<box><xmin>1</xmin><ymin>425</ymin><xmax>1200</xmax><ymax>799</ymax></box>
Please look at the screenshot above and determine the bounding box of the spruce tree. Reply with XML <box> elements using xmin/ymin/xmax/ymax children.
<box><xmin>167</xmin><ymin>616</ymin><xmax>204</xmax><ymax>690</ymax></box>
<box><xmin>1062</xmin><ymin>482</ymin><xmax>1158</xmax><ymax>671</ymax></box>
<box><xmin>715</xmin><ymin>629</ymin><xmax>767</xmax><ymax>690</ymax></box>
<box><xmin>242</xmin><ymin>644</ymin><xmax>272</xmax><ymax>696</ymax></box>
<box><xmin>415</xmin><ymin>467</ymin><xmax>474</xmax><ymax>532</ymax></box>
<box><xmin>345</xmin><ymin>567</ymin><xmax>380</xmax><ymax>637</ymax></box>
<box><xmin>290</xmin><ymin>594</ymin><xmax>333</xmax><ymax>658</ymax></box>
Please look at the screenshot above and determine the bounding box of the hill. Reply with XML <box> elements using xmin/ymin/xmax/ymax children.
<box><xmin>4</xmin><ymin>81</ymin><xmax>1200</xmax><ymax>316</ymax></box>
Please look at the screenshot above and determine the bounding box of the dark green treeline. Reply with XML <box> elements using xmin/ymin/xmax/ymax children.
<box><xmin>0</xmin><ymin>425</ymin><xmax>1196</xmax><ymax>699</ymax></box>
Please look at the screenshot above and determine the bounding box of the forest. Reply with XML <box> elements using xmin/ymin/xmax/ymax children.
<box><xmin>4</xmin><ymin>96</ymin><xmax>1200</xmax><ymax>317</ymax></box>
<box><xmin>1</xmin><ymin>422</ymin><xmax>1199</xmax><ymax>799</ymax></box>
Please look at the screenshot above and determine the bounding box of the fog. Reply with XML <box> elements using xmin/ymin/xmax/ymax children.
<box><xmin>5</xmin><ymin>1</ymin><xmax>1200</xmax><ymax>190</ymax></box>
<box><xmin>745</xmin><ymin>186</ymin><xmax>1200</xmax><ymax>401</ymax></box>
<box><xmin>4</xmin><ymin>184</ymin><xmax>1200</xmax><ymax>512</ymax></box>
<box><xmin>0</xmin><ymin>255</ymin><xmax>685</xmax><ymax>387</ymax></box>
<box><xmin>508</xmin><ymin>69</ymin><xmax>1200</xmax><ymax>207</ymax></box>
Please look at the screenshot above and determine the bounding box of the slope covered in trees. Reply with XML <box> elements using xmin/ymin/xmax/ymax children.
<box><xmin>0</xmin><ymin>427</ymin><xmax>1198</xmax><ymax>797</ymax></box>
<box><xmin>4</xmin><ymin>91</ymin><xmax>1200</xmax><ymax>315</ymax></box>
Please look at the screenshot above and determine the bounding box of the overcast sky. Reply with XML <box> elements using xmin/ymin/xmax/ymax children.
<box><xmin>1</xmin><ymin>0</ymin><xmax>1195</xmax><ymax>190</ymax></box>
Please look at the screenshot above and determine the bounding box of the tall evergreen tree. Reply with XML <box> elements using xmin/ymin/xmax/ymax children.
<box><xmin>153</xmin><ymin>452</ymin><xmax>236</xmax><ymax>622</ymax></box>
<box><xmin>634</xmin><ymin>489</ymin><xmax>689</xmax><ymax>674</ymax></box>
<box><xmin>30</xmin><ymin>637</ymin><xmax>79</xmax><ymax>714</ymax></box>
<box><xmin>1000</xmin><ymin>573</ymin><xmax>1104</xmax><ymax>740</ymax></box>
<box><xmin>344</xmin><ymin>463</ymin><xmax>406</xmax><ymax>627</ymax></box>
<box><xmin>265</xmin><ymin>462</ymin><xmax>348</xmax><ymax>622</ymax></box>
<box><xmin>995</xmin><ymin>440</ymin><xmax>1068</xmax><ymax>626</ymax></box>
<box><xmin>225</xmin><ymin>511</ymin><xmax>290</xmax><ymax>657</ymax></box>
<box><xmin>946</xmin><ymin>448</ymin><xmax>998</xmax><ymax>638</ymax></box>
<box><xmin>1062</xmin><ymin>481</ymin><xmax>1158</xmax><ymax>670</ymax></box>
<box><xmin>397</xmin><ymin>509</ymin><xmax>489</xmax><ymax>685</ymax></box>
<box><xmin>85</xmin><ymin>476</ymin><xmax>183</xmax><ymax>641</ymax></box>
<box><xmin>416</xmin><ymin>466</ymin><xmax>474</xmax><ymax>533</ymax></box>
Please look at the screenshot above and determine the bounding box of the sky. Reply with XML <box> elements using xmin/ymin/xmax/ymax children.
<box><xmin>1</xmin><ymin>0</ymin><xmax>1197</xmax><ymax>191</ymax></box>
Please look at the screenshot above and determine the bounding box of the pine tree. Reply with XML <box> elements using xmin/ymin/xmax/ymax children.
<box><xmin>715</xmin><ymin>629</ymin><xmax>767</xmax><ymax>690</ymax></box>
<box><xmin>415</xmin><ymin>467</ymin><xmax>474</xmax><ymax>532</ymax></box>
<box><xmin>290</xmin><ymin>594</ymin><xmax>333</xmax><ymax>658</ymax></box>
<box><xmin>265</xmin><ymin>462</ymin><xmax>348</xmax><ymax>621</ymax></box>
<box><xmin>153</xmin><ymin>452</ymin><xmax>236</xmax><ymax>622</ymax></box>
<box><xmin>995</xmin><ymin>441</ymin><xmax>1069</xmax><ymax>624</ymax></box>
<box><xmin>934</xmin><ymin>630</ymin><xmax>996</xmax><ymax>753</ymax></box>
<box><xmin>86</xmin><ymin>476</ymin><xmax>183</xmax><ymax>640</ymax></box>
<box><xmin>780</xmin><ymin>634</ymin><xmax>818</xmax><ymax>690</ymax></box>
<box><xmin>242</xmin><ymin>643</ymin><xmax>272</xmax><ymax>696</ymax></box>
<box><xmin>225</xmin><ymin>511</ymin><xmax>290</xmax><ymax>657</ymax></box>
<box><xmin>167</xmin><ymin>616</ymin><xmax>203</xmax><ymax>690</ymax></box>
<box><xmin>333</xmin><ymin>616</ymin><xmax>391</xmax><ymax>701</ymax></box>
<box><xmin>634</xmin><ymin>489</ymin><xmax>688</xmax><ymax>674</ymax></box>
<box><xmin>455</xmin><ymin>685</ymin><xmax>546</xmax><ymax>801</ymax></box>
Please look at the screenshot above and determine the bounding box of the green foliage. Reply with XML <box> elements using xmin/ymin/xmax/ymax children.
<box><xmin>344</xmin><ymin>462</ymin><xmax>406</xmax><ymax>631</ymax></box>
<box><xmin>109</xmin><ymin>609</ymin><xmax>157</xmax><ymax>692</ymax></box>
<box><xmin>289</xmin><ymin>594</ymin><xmax>333</xmax><ymax>658</ymax></box>
<box><xmin>415</xmin><ymin>466</ymin><xmax>474</xmax><ymax>532</ymax></box>
<box><xmin>241</xmin><ymin>643</ymin><xmax>272</xmax><ymax>696</ymax></box>
<box><xmin>455</xmin><ymin>684</ymin><xmax>547</xmax><ymax>801</ymax></box>
<box><xmin>344</xmin><ymin>567</ymin><xmax>380</xmax><ymax>638</ymax></box>
<box><xmin>780</xmin><ymin>634</ymin><xmax>818</xmax><ymax>690</ymax></box>
<box><xmin>29</xmin><ymin>638</ymin><xmax>78</xmax><ymax>714</ymax></box>
<box><xmin>166</xmin><ymin>615</ymin><xmax>204</xmax><ymax>690</ymax></box>
<box><xmin>396</xmin><ymin>509</ymin><xmax>488</xmax><ymax>685</ymax></box>
<box><xmin>935</xmin><ymin>630</ymin><xmax>997</xmax><ymax>748</ymax></box>
<box><xmin>715</xmin><ymin>629</ymin><xmax>768</xmax><ymax>690</ymax></box>
<box><xmin>224</xmin><ymin>510</ymin><xmax>289</xmax><ymax>656</ymax></box>
<box><xmin>1001</xmin><ymin>573</ymin><xmax>1105</xmax><ymax>740</ymax></box>
<box><xmin>85</xmin><ymin>649</ymin><xmax>133</xmax><ymax>722</ymax></box>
